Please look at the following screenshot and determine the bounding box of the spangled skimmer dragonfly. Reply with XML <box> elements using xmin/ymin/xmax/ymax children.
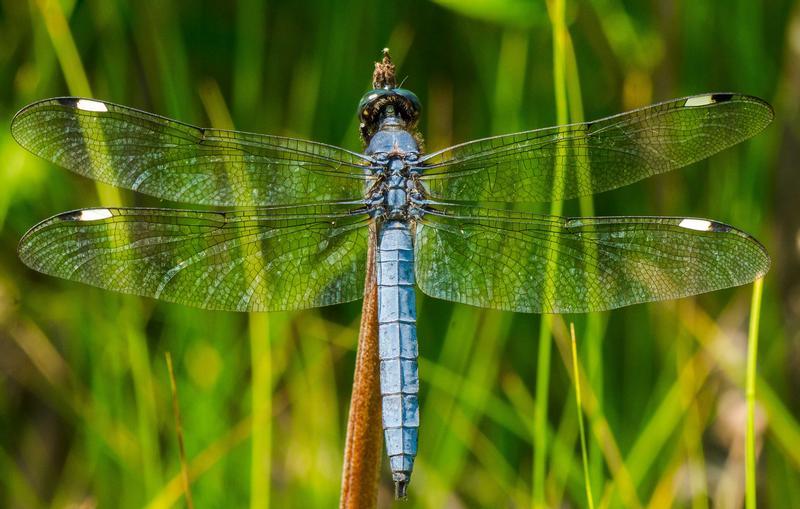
<box><xmin>13</xmin><ymin>51</ymin><xmax>772</xmax><ymax>498</ymax></box>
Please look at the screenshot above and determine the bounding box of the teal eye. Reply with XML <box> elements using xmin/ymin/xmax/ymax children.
<box><xmin>358</xmin><ymin>89</ymin><xmax>391</xmax><ymax>116</ymax></box>
<box><xmin>394</xmin><ymin>88</ymin><xmax>421</xmax><ymax>114</ymax></box>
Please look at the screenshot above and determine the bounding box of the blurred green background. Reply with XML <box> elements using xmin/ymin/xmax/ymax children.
<box><xmin>1</xmin><ymin>0</ymin><xmax>799</xmax><ymax>507</ymax></box>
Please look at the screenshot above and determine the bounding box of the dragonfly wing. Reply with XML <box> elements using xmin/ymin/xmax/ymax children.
<box><xmin>419</xmin><ymin>94</ymin><xmax>773</xmax><ymax>203</ymax></box>
<box><xmin>414</xmin><ymin>205</ymin><xmax>769</xmax><ymax>313</ymax></box>
<box><xmin>12</xmin><ymin>97</ymin><xmax>372</xmax><ymax>206</ymax></box>
<box><xmin>19</xmin><ymin>204</ymin><xmax>370</xmax><ymax>311</ymax></box>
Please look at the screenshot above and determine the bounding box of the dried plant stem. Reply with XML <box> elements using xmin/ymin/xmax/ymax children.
<box><xmin>340</xmin><ymin>225</ymin><xmax>382</xmax><ymax>509</ymax></box>
<box><xmin>165</xmin><ymin>352</ymin><xmax>195</xmax><ymax>509</ymax></box>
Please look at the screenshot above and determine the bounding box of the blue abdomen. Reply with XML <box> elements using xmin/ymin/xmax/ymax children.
<box><xmin>376</xmin><ymin>219</ymin><xmax>419</xmax><ymax>493</ymax></box>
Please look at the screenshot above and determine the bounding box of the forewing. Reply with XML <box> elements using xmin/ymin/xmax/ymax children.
<box><xmin>415</xmin><ymin>205</ymin><xmax>769</xmax><ymax>313</ymax></box>
<box><xmin>19</xmin><ymin>204</ymin><xmax>370</xmax><ymax>311</ymax></box>
<box><xmin>11</xmin><ymin>97</ymin><xmax>371</xmax><ymax>206</ymax></box>
<box><xmin>419</xmin><ymin>94</ymin><xmax>773</xmax><ymax>203</ymax></box>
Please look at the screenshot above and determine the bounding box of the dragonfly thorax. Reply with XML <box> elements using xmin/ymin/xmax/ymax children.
<box><xmin>365</xmin><ymin>114</ymin><xmax>419</xmax><ymax>155</ymax></box>
<box><xmin>365</xmin><ymin>110</ymin><xmax>425</xmax><ymax>221</ymax></box>
<box><xmin>367</xmin><ymin>157</ymin><xmax>425</xmax><ymax>221</ymax></box>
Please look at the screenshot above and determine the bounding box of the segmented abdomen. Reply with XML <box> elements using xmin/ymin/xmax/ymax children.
<box><xmin>376</xmin><ymin>220</ymin><xmax>419</xmax><ymax>485</ymax></box>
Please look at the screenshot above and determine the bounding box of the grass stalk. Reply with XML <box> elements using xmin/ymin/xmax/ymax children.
<box><xmin>32</xmin><ymin>0</ymin><xmax>122</xmax><ymax>206</ymax></box>
<box><xmin>533</xmin><ymin>315</ymin><xmax>554</xmax><ymax>508</ymax></box>
<box><xmin>126</xmin><ymin>315</ymin><xmax>163</xmax><ymax>498</ymax></box>
<box><xmin>32</xmin><ymin>0</ymin><xmax>91</xmax><ymax>97</ymax></box>
<box><xmin>570</xmin><ymin>324</ymin><xmax>595</xmax><ymax>509</ymax></box>
<box><xmin>550</xmin><ymin>318</ymin><xmax>642</xmax><ymax>508</ymax></box>
<box><xmin>533</xmin><ymin>1</ymin><xmax>568</xmax><ymax>507</ymax></box>
<box><xmin>145</xmin><ymin>417</ymin><xmax>254</xmax><ymax>509</ymax></box>
<box><xmin>196</xmin><ymin>77</ymin><xmax>274</xmax><ymax>509</ymax></box>
<box><xmin>165</xmin><ymin>352</ymin><xmax>195</xmax><ymax>509</ymax></box>
<box><xmin>745</xmin><ymin>278</ymin><xmax>764</xmax><ymax>509</ymax></box>
<box><xmin>563</xmin><ymin>25</ymin><xmax>606</xmax><ymax>497</ymax></box>
<box><xmin>249</xmin><ymin>313</ymin><xmax>272</xmax><ymax>509</ymax></box>
<box><xmin>675</xmin><ymin>302</ymin><xmax>800</xmax><ymax>473</ymax></box>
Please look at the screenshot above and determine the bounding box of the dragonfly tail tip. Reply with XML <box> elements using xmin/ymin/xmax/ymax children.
<box><xmin>394</xmin><ymin>478</ymin><xmax>409</xmax><ymax>500</ymax></box>
<box><xmin>392</xmin><ymin>471</ymin><xmax>410</xmax><ymax>500</ymax></box>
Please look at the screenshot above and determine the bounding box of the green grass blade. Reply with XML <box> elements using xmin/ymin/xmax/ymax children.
<box><xmin>570</xmin><ymin>323</ymin><xmax>595</xmax><ymax>509</ymax></box>
<box><xmin>534</xmin><ymin>2</ymin><xmax>568</xmax><ymax>506</ymax></box>
<box><xmin>198</xmin><ymin>81</ymin><xmax>273</xmax><ymax>508</ymax></box>
<box><xmin>563</xmin><ymin>28</ymin><xmax>607</xmax><ymax>499</ymax></box>
<box><xmin>746</xmin><ymin>278</ymin><xmax>764</xmax><ymax>509</ymax></box>
<box><xmin>31</xmin><ymin>0</ymin><xmax>121</xmax><ymax>206</ymax></box>
<box><xmin>249</xmin><ymin>314</ymin><xmax>272</xmax><ymax>509</ymax></box>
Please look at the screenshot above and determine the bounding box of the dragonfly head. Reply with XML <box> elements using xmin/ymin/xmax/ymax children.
<box><xmin>358</xmin><ymin>87</ymin><xmax>421</xmax><ymax>143</ymax></box>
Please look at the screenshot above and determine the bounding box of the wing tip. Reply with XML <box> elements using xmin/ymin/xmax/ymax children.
<box><xmin>697</xmin><ymin>217</ymin><xmax>772</xmax><ymax>279</ymax></box>
<box><xmin>17</xmin><ymin>208</ymin><xmax>118</xmax><ymax>260</ymax></box>
<box><xmin>11</xmin><ymin>96</ymin><xmax>97</xmax><ymax>149</ymax></box>
<box><xmin>733</xmin><ymin>93</ymin><xmax>775</xmax><ymax>126</ymax></box>
<box><xmin>683</xmin><ymin>92</ymin><xmax>775</xmax><ymax>130</ymax></box>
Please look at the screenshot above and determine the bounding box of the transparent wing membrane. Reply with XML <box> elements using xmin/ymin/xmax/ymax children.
<box><xmin>419</xmin><ymin>94</ymin><xmax>773</xmax><ymax>203</ymax></box>
<box><xmin>18</xmin><ymin>204</ymin><xmax>370</xmax><ymax>311</ymax></box>
<box><xmin>415</xmin><ymin>205</ymin><xmax>769</xmax><ymax>313</ymax></box>
<box><xmin>12</xmin><ymin>97</ymin><xmax>372</xmax><ymax>206</ymax></box>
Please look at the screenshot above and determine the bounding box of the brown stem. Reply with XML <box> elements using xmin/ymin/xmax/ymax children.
<box><xmin>165</xmin><ymin>352</ymin><xmax>195</xmax><ymax>509</ymax></box>
<box><xmin>339</xmin><ymin>224</ymin><xmax>382</xmax><ymax>509</ymax></box>
<box><xmin>372</xmin><ymin>48</ymin><xmax>397</xmax><ymax>89</ymax></box>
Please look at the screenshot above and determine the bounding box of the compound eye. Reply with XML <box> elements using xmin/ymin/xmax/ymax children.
<box><xmin>405</xmin><ymin>153</ymin><xmax>419</xmax><ymax>163</ymax></box>
<box><xmin>358</xmin><ymin>89</ymin><xmax>391</xmax><ymax>118</ymax></box>
<box><xmin>395</xmin><ymin>88</ymin><xmax>421</xmax><ymax>114</ymax></box>
<box><xmin>374</xmin><ymin>153</ymin><xmax>390</xmax><ymax>164</ymax></box>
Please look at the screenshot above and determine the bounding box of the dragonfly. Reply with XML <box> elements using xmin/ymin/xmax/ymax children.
<box><xmin>13</xmin><ymin>51</ymin><xmax>772</xmax><ymax>498</ymax></box>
